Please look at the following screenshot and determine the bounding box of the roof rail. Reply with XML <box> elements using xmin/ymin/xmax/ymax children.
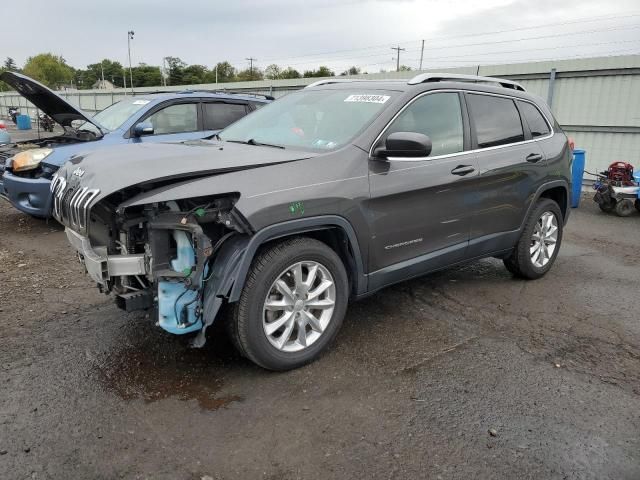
<box><xmin>174</xmin><ymin>89</ymin><xmax>274</xmax><ymax>100</ymax></box>
<box><xmin>304</xmin><ymin>79</ymin><xmax>361</xmax><ymax>89</ymax></box>
<box><xmin>407</xmin><ymin>73</ymin><xmax>525</xmax><ymax>91</ymax></box>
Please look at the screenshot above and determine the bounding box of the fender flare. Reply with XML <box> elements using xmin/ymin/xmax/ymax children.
<box><xmin>229</xmin><ymin>215</ymin><xmax>366</xmax><ymax>302</ymax></box>
<box><xmin>192</xmin><ymin>215</ymin><xmax>366</xmax><ymax>348</ymax></box>
<box><xmin>522</xmin><ymin>179</ymin><xmax>570</xmax><ymax>229</ymax></box>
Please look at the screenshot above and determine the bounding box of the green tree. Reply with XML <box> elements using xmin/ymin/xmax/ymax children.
<box><xmin>212</xmin><ymin>61</ymin><xmax>236</xmax><ymax>83</ymax></box>
<box><xmin>236</xmin><ymin>67</ymin><xmax>263</xmax><ymax>82</ymax></box>
<box><xmin>3</xmin><ymin>57</ymin><xmax>18</xmax><ymax>71</ymax></box>
<box><xmin>23</xmin><ymin>53</ymin><xmax>73</xmax><ymax>89</ymax></box>
<box><xmin>182</xmin><ymin>64</ymin><xmax>209</xmax><ymax>85</ymax></box>
<box><xmin>303</xmin><ymin>66</ymin><xmax>335</xmax><ymax>78</ymax></box>
<box><xmin>340</xmin><ymin>66</ymin><xmax>361</xmax><ymax>76</ymax></box>
<box><xmin>280</xmin><ymin>67</ymin><xmax>301</xmax><ymax>79</ymax></box>
<box><xmin>86</xmin><ymin>59</ymin><xmax>125</xmax><ymax>88</ymax></box>
<box><xmin>264</xmin><ymin>64</ymin><xmax>282</xmax><ymax>80</ymax></box>
<box><xmin>0</xmin><ymin>57</ymin><xmax>19</xmax><ymax>91</ymax></box>
<box><xmin>165</xmin><ymin>57</ymin><xmax>186</xmax><ymax>85</ymax></box>
<box><xmin>132</xmin><ymin>64</ymin><xmax>162</xmax><ymax>87</ymax></box>
<box><xmin>399</xmin><ymin>65</ymin><xmax>413</xmax><ymax>71</ymax></box>
<box><xmin>73</xmin><ymin>69</ymin><xmax>94</xmax><ymax>89</ymax></box>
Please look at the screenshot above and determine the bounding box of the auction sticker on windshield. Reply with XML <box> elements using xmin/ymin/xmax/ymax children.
<box><xmin>344</xmin><ymin>94</ymin><xmax>390</xmax><ymax>104</ymax></box>
<box><xmin>133</xmin><ymin>100</ymin><xmax>151</xmax><ymax>105</ymax></box>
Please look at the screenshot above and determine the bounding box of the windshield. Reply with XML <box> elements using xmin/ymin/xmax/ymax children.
<box><xmin>85</xmin><ymin>97</ymin><xmax>152</xmax><ymax>131</ymax></box>
<box><xmin>219</xmin><ymin>89</ymin><xmax>396</xmax><ymax>151</ymax></box>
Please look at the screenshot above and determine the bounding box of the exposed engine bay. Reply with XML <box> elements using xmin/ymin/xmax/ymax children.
<box><xmin>69</xmin><ymin>193</ymin><xmax>251</xmax><ymax>347</ymax></box>
<box><xmin>0</xmin><ymin>129</ymin><xmax>100</xmax><ymax>178</ymax></box>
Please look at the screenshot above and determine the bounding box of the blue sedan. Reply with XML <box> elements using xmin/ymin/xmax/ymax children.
<box><xmin>0</xmin><ymin>72</ymin><xmax>270</xmax><ymax>218</ymax></box>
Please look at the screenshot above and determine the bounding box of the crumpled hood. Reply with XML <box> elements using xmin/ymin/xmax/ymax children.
<box><xmin>55</xmin><ymin>140</ymin><xmax>319</xmax><ymax>202</ymax></box>
<box><xmin>0</xmin><ymin>71</ymin><xmax>105</xmax><ymax>131</ymax></box>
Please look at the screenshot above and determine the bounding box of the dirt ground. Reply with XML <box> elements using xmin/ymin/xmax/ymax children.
<box><xmin>0</xmin><ymin>195</ymin><xmax>639</xmax><ymax>480</ymax></box>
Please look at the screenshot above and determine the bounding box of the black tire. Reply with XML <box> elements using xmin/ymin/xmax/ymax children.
<box><xmin>503</xmin><ymin>198</ymin><xmax>563</xmax><ymax>280</ymax></box>
<box><xmin>635</xmin><ymin>199</ymin><xmax>640</xmax><ymax>213</ymax></box>
<box><xmin>614</xmin><ymin>199</ymin><xmax>635</xmax><ymax>217</ymax></box>
<box><xmin>228</xmin><ymin>237</ymin><xmax>349</xmax><ymax>371</ymax></box>
<box><xmin>598</xmin><ymin>201</ymin><xmax>615</xmax><ymax>213</ymax></box>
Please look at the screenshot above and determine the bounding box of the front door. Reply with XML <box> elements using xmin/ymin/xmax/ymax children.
<box><xmin>367</xmin><ymin>92</ymin><xmax>479</xmax><ymax>284</ymax></box>
<box><xmin>134</xmin><ymin>102</ymin><xmax>203</xmax><ymax>143</ymax></box>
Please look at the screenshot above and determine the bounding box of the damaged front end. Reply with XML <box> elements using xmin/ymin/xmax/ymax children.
<box><xmin>56</xmin><ymin>180</ymin><xmax>251</xmax><ymax>347</ymax></box>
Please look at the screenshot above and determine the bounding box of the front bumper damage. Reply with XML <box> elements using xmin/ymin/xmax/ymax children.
<box><xmin>66</xmin><ymin>228</ymin><xmax>146</xmax><ymax>284</ymax></box>
<box><xmin>65</xmin><ymin>209</ymin><xmax>250</xmax><ymax>347</ymax></box>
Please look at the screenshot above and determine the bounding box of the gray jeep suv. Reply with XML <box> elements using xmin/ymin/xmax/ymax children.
<box><xmin>52</xmin><ymin>74</ymin><xmax>571</xmax><ymax>370</ymax></box>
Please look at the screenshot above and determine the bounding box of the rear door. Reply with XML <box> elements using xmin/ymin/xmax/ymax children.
<box><xmin>367</xmin><ymin>91</ymin><xmax>479</xmax><ymax>275</ymax></box>
<box><xmin>465</xmin><ymin>93</ymin><xmax>548</xmax><ymax>254</ymax></box>
<box><xmin>201</xmin><ymin>101</ymin><xmax>250</xmax><ymax>137</ymax></box>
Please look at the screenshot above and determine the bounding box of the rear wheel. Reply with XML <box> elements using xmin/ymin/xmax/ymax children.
<box><xmin>598</xmin><ymin>201</ymin><xmax>615</xmax><ymax>213</ymax></box>
<box><xmin>504</xmin><ymin>198</ymin><xmax>563</xmax><ymax>280</ymax></box>
<box><xmin>635</xmin><ymin>199</ymin><xmax>640</xmax><ymax>213</ymax></box>
<box><xmin>228</xmin><ymin>237</ymin><xmax>349</xmax><ymax>371</ymax></box>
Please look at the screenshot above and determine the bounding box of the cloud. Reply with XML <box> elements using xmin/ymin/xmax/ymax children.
<box><xmin>5</xmin><ymin>0</ymin><xmax>640</xmax><ymax>73</ymax></box>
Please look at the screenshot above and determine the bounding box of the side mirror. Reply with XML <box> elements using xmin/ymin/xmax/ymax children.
<box><xmin>133</xmin><ymin>121</ymin><xmax>154</xmax><ymax>137</ymax></box>
<box><xmin>373</xmin><ymin>132</ymin><xmax>432</xmax><ymax>159</ymax></box>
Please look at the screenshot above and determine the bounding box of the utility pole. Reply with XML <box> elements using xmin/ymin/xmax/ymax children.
<box><xmin>419</xmin><ymin>40</ymin><xmax>425</xmax><ymax>71</ymax></box>
<box><xmin>100</xmin><ymin>61</ymin><xmax>105</xmax><ymax>88</ymax></box>
<box><xmin>391</xmin><ymin>46</ymin><xmax>405</xmax><ymax>72</ymax></box>
<box><xmin>127</xmin><ymin>30</ymin><xmax>135</xmax><ymax>94</ymax></box>
<box><xmin>162</xmin><ymin>57</ymin><xmax>168</xmax><ymax>86</ymax></box>
<box><xmin>246</xmin><ymin>57</ymin><xmax>256</xmax><ymax>80</ymax></box>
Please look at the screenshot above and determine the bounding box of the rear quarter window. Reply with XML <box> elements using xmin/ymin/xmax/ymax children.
<box><xmin>518</xmin><ymin>101</ymin><xmax>551</xmax><ymax>138</ymax></box>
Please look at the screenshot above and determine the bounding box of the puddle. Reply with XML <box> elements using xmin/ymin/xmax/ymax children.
<box><xmin>91</xmin><ymin>335</ymin><xmax>243</xmax><ymax>411</ymax></box>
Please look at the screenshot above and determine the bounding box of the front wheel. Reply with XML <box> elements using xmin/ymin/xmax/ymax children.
<box><xmin>228</xmin><ymin>237</ymin><xmax>349</xmax><ymax>371</ymax></box>
<box><xmin>504</xmin><ymin>198</ymin><xmax>563</xmax><ymax>280</ymax></box>
<box><xmin>615</xmin><ymin>199</ymin><xmax>635</xmax><ymax>217</ymax></box>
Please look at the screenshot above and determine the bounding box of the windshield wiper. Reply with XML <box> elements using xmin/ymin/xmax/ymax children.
<box><xmin>225</xmin><ymin>138</ymin><xmax>285</xmax><ymax>149</ymax></box>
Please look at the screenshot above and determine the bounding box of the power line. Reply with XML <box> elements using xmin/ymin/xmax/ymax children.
<box><xmin>229</xmin><ymin>11</ymin><xmax>640</xmax><ymax>65</ymax></box>
<box><xmin>414</xmin><ymin>38</ymin><xmax>640</xmax><ymax>63</ymax></box>
<box><xmin>357</xmin><ymin>48</ymin><xmax>640</xmax><ymax>70</ymax></box>
<box><xmin>273</xmin><ymin>23</ymin><xmax>640</xmax><ymax>68</ymax></box>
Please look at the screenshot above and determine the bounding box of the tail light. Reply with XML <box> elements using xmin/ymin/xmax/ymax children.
<box><xmin>568</xmin><ymin>136</ymin><xmax>575</xmax><ymax>151</ymax></box>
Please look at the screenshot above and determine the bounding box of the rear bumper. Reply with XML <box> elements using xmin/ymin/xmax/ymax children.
<box><xmin>2</xmin><ymin>170</ymin><xmax>54</xmax><ymax>217</ymax></box>
<box><xmin>65</xmin><ymin>228</ymin><xmax>147</xmax><ymax>285</ymax></box>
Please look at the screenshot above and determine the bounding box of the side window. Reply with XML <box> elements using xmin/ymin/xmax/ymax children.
<box><xmin>203</xmin><ymin>103</ymin><xmax>247</xmax><ymax>130</ymax></box>
<box><xmin>467</xmin><ymin>94</ymin><xmax>524</xmax><ymax>148</ymax></box>
<box><xmin>518</xmin><ymin>101</ymin><xmax>551</xmax><ymax>138</ymax></box>
<box><xmin>385</xmin><ymin>92</ymin><xmax>464</xmax><ymax>157</ymax></box>
<box><xmin>146</xmin><ymin>103</ymin><xmax>198</xmax><ymax>135</ymax></box>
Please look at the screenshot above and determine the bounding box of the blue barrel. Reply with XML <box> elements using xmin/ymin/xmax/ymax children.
<box><xmin>16</xmin><ymin>114</ymin><xmax>32</xmax><ymax>130</ymax></box>
<box><xmin>571</xmin><ymin>149</ymin><xmax>585</xmax><ymax>208</ymax></box>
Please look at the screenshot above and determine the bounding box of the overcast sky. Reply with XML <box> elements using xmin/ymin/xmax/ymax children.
<box><xmin>4</xmin><ymin>0</ymin><xmax>640</xmax><ymax>73</ymax></box>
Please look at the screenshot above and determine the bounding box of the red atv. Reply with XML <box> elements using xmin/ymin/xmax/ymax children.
<box><xmin>593</xmin><ymin>162</ymin><xmax>640</xmax><ymax>217</ymax></box>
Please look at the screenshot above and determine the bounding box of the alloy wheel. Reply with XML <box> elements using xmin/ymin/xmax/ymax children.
<box><xmin>530</xmin><ymin>211</ymin><xmax>558</xmax><ymax>268</ymax></box>
<box><xmin>262</xmin><ymin>261</ymin><xmax>336</xmax><ymax>352</ymax></box>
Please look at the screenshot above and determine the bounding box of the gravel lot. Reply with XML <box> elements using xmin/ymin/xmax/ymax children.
<box><xmin>1</xmin><ymin>192</ymin><xmax>639</xmax><ymax>479</ymax></box>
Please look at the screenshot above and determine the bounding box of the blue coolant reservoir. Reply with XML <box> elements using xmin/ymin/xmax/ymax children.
<box><xmin>158</xmin><ymin>230</ymin><xmax>202</xmax><ymax>334</ymax></box>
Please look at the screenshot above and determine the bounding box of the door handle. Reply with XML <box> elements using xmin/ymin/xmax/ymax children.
<box><xmin>451</xmin><ymin>165</ymin><xmax>475</xmax><ymax>176</ymax></box>
<box><xmin>526</xmin><ymin>153</ymin><xmax>543</xmax><ymax>163</ymax></box>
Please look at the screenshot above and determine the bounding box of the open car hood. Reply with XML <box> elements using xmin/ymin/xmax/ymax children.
<box><xmin>0</xmin><ymin>71</ymin><xmax>106</xmax><ymax>132</ymax></box>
